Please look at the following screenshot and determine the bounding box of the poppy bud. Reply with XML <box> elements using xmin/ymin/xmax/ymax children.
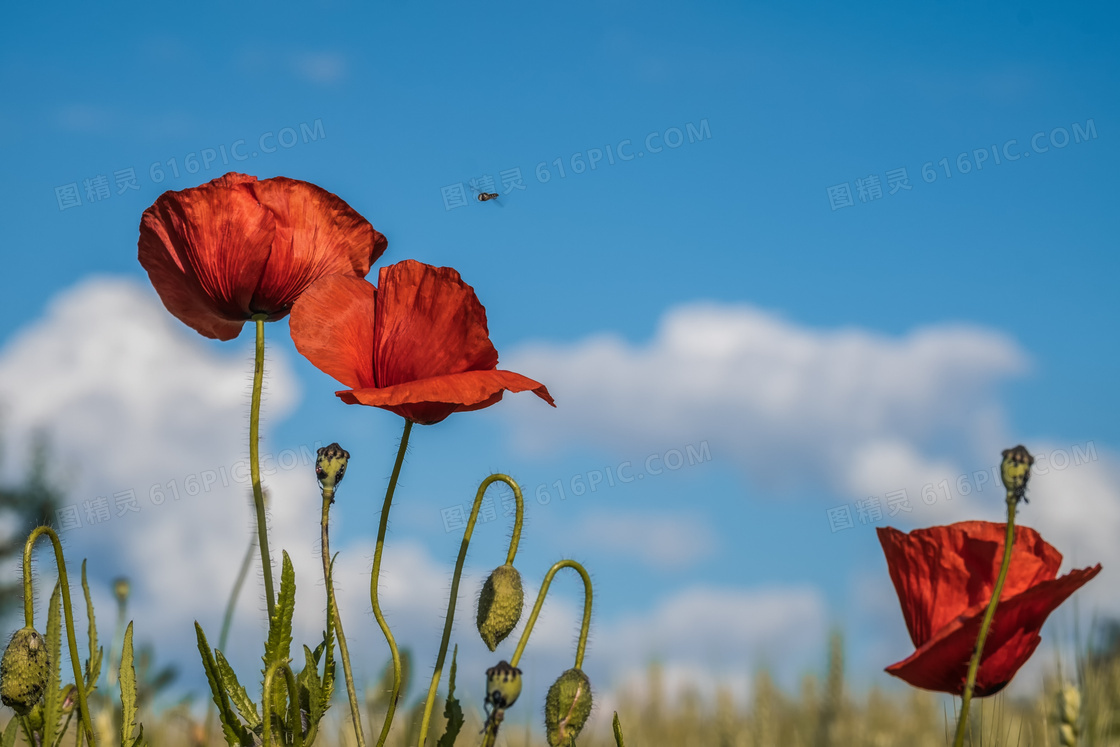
<box><xmin>1</xmin><ymin>627</ymin><xmax>50</xmax><ymax>715</ymax></box>
<box><xmin>477</xmin><ymin>564</ymin><xmax>524</xmax><ymax>651</ymax></box>
<box><xmin>1001</xmin><ymin>445</ymin><xmax>1034</xmax><ymax>500</ymax></box>
<box><xmin>544</xmin><ymin>668</ymin><xmax>592</xmax><ymax>747</ymax></box>
<box><xmin>316</xmin><ymin>443</ymin><xmax>350</xmax><ymax>494</ymax></box>
<box><xmin>113</xmin><ymin>577</ymin><xmax>131</xmax><ymax>604</ymax></box>
<box><xmin>485</xmin><ymin>660</ymin><xmax>522</xmax><ymax>710</ymax></box>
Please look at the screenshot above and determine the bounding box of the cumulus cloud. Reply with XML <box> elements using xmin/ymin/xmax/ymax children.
<box><xmin>505</xmin><ymin>302</ymin><xmax>1028</xmax><ymax>496</ymax></box>
<box><xmin>571</xmin><ymin>510</ymin><xmax>718</xmax><ymax>570</ymax></box>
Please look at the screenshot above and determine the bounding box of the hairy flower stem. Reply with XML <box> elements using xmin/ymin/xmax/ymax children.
<box><xmin>417</xmin><ymin>475</ymin><xmax>525</xmax><ymax>746</ymax></box>
<box><xmin>511</xmin><ymin>560</ymin><xmax>593</xmax><ymax>670</ymax></box>
<box><xmin>22</xmin><ymin>527</ymin><xmax>99</xmax><ymax>746</ymax></box>
<box><xmin>371</xmin><ymin>419</ymin><xmax>413</xmax><ymax>747</ymax></box>
<box><xmin>262</xmin><ymin>660</ymin><xmax>303</xmax><ymax>747</ymax></box>
<box><xmin>952</xmin><ymin>493</ymin><xmax>1018</xmax><ymax>747</ymax></box>
<box><xmin>322</xmin><ymin>485</ymin><xmax>365</xmax><ymax>747</ymax></box>
<box><xmin>250</xmin><ymin>314</ymin><xmax>277</xmax><ymax>617</ymax></box>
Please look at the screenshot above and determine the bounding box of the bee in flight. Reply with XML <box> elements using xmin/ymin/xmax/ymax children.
<box><xmin>477</xmin><ymin>191</ymin><xmax>500</xmax><ymax>202</ymax></box>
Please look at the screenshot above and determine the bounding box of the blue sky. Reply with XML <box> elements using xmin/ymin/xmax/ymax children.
<box><xmin>1</xmin><ymin>0</ymin><xmax>1118</xmax><ymax>732</ymax></box>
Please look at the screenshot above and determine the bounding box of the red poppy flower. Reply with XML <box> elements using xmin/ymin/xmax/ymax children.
<box><xmin>289</xmin><ymin>259</ymin><xmax>555</xmax><ymax>424</ymax></box>
<box><xmin>139</xmin><ymin>172</ymin><xmax>387</xmax><ymax>340</ymax></box>
<box><xmin>878</xmin><ymin>521</ymin><xmax>1100</xmax><ymax>696</ymax></box>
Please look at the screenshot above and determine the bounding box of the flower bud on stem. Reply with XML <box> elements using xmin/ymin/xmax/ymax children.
<box><xmin>417</xmin><ymin>474</ymin><xmax>526</xmax><ymax>746</ymax></box>
<box><xmin>316</xmin><ymin>443</ymin><xmax>365</xmax><ymax>747</ymax></box>
<box><xmin>14</xmin><ymin>527</ymin><xmax>98</xmax><ymax>745</ymax></box>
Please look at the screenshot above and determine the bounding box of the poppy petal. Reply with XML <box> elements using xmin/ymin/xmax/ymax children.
<box><xmin>290</xmin><ymin>274</ymin><xmax>378</xmax><ymax>391</ymax></box>
<box><xmin>245</xmin><ymin>177</ymin><xmax>387</xmax><ymax>317</ymax></box>
<box><xmin>373</xmin><ymin>260</ymin><xmax>499</xmax><ymax>388</ymax></box>
<box><xmin>878</xmin><ymin>522</ymin><xmax>1062</xmax><ymax>648</ymax></box>
<box><xmin>337</xmin><ymin>369</ymin><xmax>555</xmax><ymax>425</ymax></box>
<box><xmin>138</xmin><ymin>174</ymin><xmax>275</xmax><ymax>339</ymax></box>
<box><xmin>885</xmin><ymin>564</ymin><xmax>1101</xmax><ymax>695</ymax></box>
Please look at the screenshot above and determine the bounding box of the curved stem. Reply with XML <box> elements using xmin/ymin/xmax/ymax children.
<box><xmin>952</xmin><ymin>493</ymin><xmax>1018</xmax><ymax>747</ymax></box>
<box><xmin>22</xmin><ymin>527</ymin><xmax>99</xmax><ymax>746</ymax></box>
<box><xmin>417</xmin><ymin>474</ymin><xmax>525</xmax><ymax>746</ymax></box>
<box><xmin>371</xmin><ymin>419</ymin><xmax>413</xmax><ymax>747</ymax></box>
<box><xmin>203</xmin><ymin>532</ymin><xmax>257</xmax><ymax>743</ymax></box>
<box><xmin>261</xmin><ymin>660</ymin><xmax>303</xmax><ymax>747</ymax></box>
<box><xmin>322</xmin><ymin>486</ymin><xmax>365</xmax><ymax>747</ymax></box>
<box><xmin>510</xmin><ymin>560</ymin><xmax>592</xmax><ymax>670</ymax></box>
<box><xmin>250</xmin><ymin>314</ymin><xmax>277</xmax><ymax>617</ymax></box>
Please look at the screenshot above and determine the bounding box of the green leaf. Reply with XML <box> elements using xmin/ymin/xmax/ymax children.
<box><xmin>216</xmin><ymin>651</ymin><xmax>261</xmax><ymax>730</ymax></box>
<box><xmin>262</xmin><ymin>551</ymin><xmax>296</xmax><ymax>721</ymax></box>
<box><xmin>297</xmin><ymin>645</ymin><xmax>323</xmax><ymax>728</ymax></box>
<box><xmin>435</xmin><ymin>645</ymin><xmax>464</xmax><ymax>747</ymax></box>
<box><xmin>119</xmin><ymin>621</ymin><xmax>142</xmax><ymax>747</ymax></box>
<box><xmin>613</xmin><ymin>711</ymin><xmax>626</xmax><ymax>747</ymax></box>
<box><xmin>263</xmin><ymin>551</ymin><xmax>296</xmax><ymax>671</ymax></box>
<box><xmin>41</xmin><ymin>583</ymin><xmax>62</xmax><ymax>747</ymax></box>
<box><xmin>195</xmin><ymin>622</ymin><xmax>255</xmax><ymax>747</ymax></box>
<box><xmin>80</xmin><ymin>560</ymin><xmax>102</xmax><ymax>688</ymax></box>
<box><xmin>1</xmin><ymin>717</ymin><xmax>19</xmax><ymax>747</ymax></box>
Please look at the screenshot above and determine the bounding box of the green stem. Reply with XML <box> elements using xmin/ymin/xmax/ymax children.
<box><xmin>21</xmin><ymin>526</ymin><xmax>99</xmax><ymax>746</ymax></box>
<box><xmin>250</xmin><ymin>314</ymin><xmax>277</xmax><ymax>617</ymax></box>
<box><xmin>417</xmin><ymin>474</ymin><xmax>525</xmax><ymax>746</ymax></box>
<box><xmin>261</xmin><ymin>660</ymin><xmax>303</xmax><ymax>747</ymax></box>
<box><xmin>323</xmin><ymin>485</ymin><xmax>365</xmax><ymax>747</ymax></box>
<box><xmin>952</xmin><ymin>493</ymin><xmax>1018</xmax><ymax>747</ymax></box>
<box><xmin>371</xmin><ymin>419</ymin><xmax>413</xmax><ymax>747</ymax></box>
<box><xmin>510</xmin><ymin>560</ymin><xmax>593</xmax><ymax>670</ymax></box>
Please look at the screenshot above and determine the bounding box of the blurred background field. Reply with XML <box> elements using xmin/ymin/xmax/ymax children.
<box><xmin>7</xmin><ymin>626</ymin><xmax>1120</xmax><ymax>746</ymax></box>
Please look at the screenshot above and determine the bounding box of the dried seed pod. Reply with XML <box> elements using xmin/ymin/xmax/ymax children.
<box><xmin>1</xmin><ymin>627</ymin><xmax>50</xmax><ymax>715</ymax></box>
<box><xmin>485</xmin><ymin>660</ymin><xmax>523</xmax><ymax>710</ymax></box>
<box><xmin>477</xmin><ymin>564</ymin><xmax>524</xmax><ymax>651</ymax></box>
<box><xmin>545</xmin><ymin>668</ymin><xmax>592</xmax><ymax>747</ymax></box>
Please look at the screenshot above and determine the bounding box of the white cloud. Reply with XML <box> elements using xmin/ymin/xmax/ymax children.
<box><xmin>505</xmin><ymin>303</ymin><xmax>1028</xmax><ymax>496</ymax></box>
<box><xmin>571</xmin><ymin>510</ymin><xmax>718</xmax><ymax>570</ymax></box>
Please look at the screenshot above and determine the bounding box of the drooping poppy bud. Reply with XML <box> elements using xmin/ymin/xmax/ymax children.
<box><xmin>545</xmin><ymin>668</ymin><xmax>593</xmax><ymax>747</ymax></box>
<box><xmin>315</xmin><ymin>443</ymin><xmax>351</xmax><ymax>495</ymax></box>
<box><xmin>477</xmin><ymin>564</ymin><xmax>524</xmax><ymax>651</ymax></box>
<box><xmin>0</xmin><ymin>627</ymin><xmax>50</xmax><ymax>715</ymax></box>
<box><xmin>1001</xmin><ymin>445</ymin><xmax>1034</xmax><ymax>502</ymax></box>
<box><xmin>485</xmin><ymin>660</ymin><xmax>522</xmax><ymax>710</ymax></box>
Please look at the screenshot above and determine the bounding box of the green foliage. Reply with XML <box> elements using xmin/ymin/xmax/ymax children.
<box><xmin>612</xmin><ymin>711</ymin><xmax>626</xmax><ymax>747</ymax></box>
<box><xmin>41</xmin><ymin>583</ymin><xmax>61</xmax><ymax>747</ymax></box>
<box><xmin>81</xmin><ymin>560</ymin><xmax>103</xmax><ymax>690</ymax></box>
<box><xmin>436</xmin><ymin>645</ymin><xmax>463</xmax><ymax>747</ymax></box>
<box><xmin>194</xmin><ymin>550</ymin><xmax>339</xmax><ymax>745</ymax></box>
<box><xmin>120</xmin><ymin>622</ymin><xmax>144</xmax><ymax>747</ymax></box>
<box><xmin>195</xmin><ymin>622</ymin><xmax>255</xmax><ymax>747</ymax></box>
